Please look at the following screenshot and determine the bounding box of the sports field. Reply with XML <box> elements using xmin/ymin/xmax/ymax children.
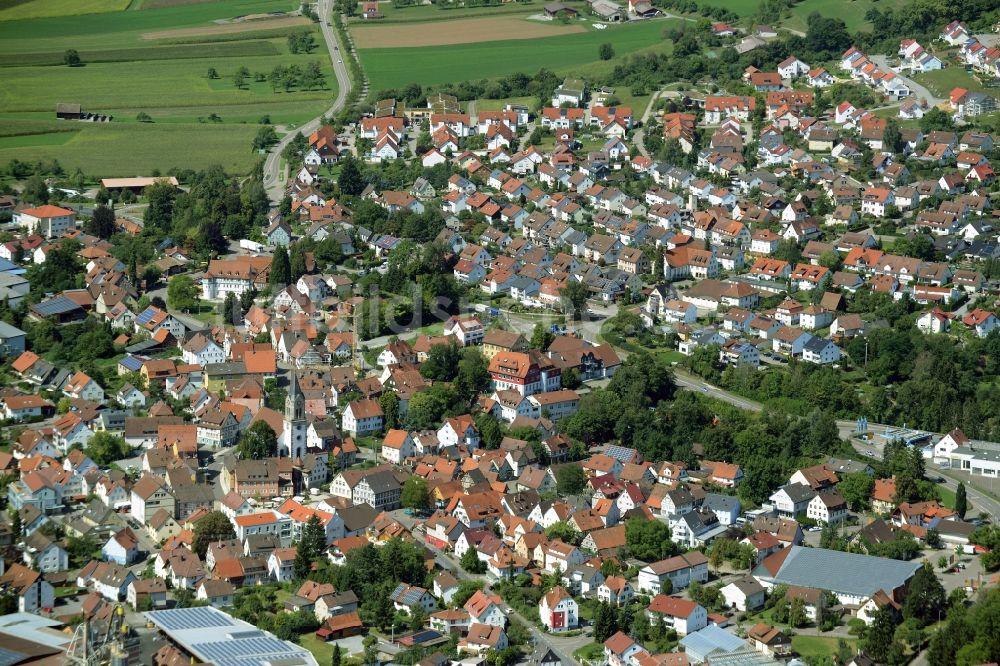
<box><xmin>358</xmin><ymin>17</ymin><xmax>678</xmax><ymax>92</ymax></box>
<box><xmin>352</xmin><ymin>15</ymin><xmax>584</xmax><ymax>48</ymax></box>
<box><xmin>0</xmin><ymin>0</ymin><xmax>336</xmax><ymax>175</ymax></box>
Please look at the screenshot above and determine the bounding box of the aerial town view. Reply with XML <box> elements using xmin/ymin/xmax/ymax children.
<box><xmin>2</xmin><ymin>0</ymin><xmax>1000</xmax><ymax>664</ymax></box>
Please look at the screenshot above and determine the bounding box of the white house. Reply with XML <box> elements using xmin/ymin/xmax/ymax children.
<box><xmin>801</xmin><ymin>337</ymin><xmax>841</xmax><ymax>365</ymax></box>
<box><xmin>341</xmin><ymin>400</ymin><xmax>384</xmax><ymax>437</ymax></box>
<box><xmin>381</xmin><ymin>429</ymin><xmax>414</xmax><ymax>464</ymax></box>
<box><xmin>539</xmin><ymin>586</ymin><xmax>578</xmax><ymax>633</ymax></box>
<box><xmin>806</xmin><ymin>491</ymin><xmax>849</xmax><ymax>524</ymax></box>
<box><xmin>720</xmin><ymin>578</ymin><xmax>767</xmax><ymax>612</ymax></box>
<box><xmin>101</xmin><ymin>528</ymin><xmax>140</xmax><ymax>566</ymax></box>
<box><xmin>180</xmin><ymin>334</ymin><xmax>225</xmax><ymax>367</ymax></box>
<box><xmin>15</xmin><ymin>205</ymin><xmax>76</xmax><ymax>238</ymax></box>
<box><xmin>267</xmin><ymin>548</ymin><xmax>297</xmax><ymax>582</ymax></box>
<box><xmin>636</xmin><ymin>552</ymin><xmax>709</xmax><ymax>595</ymax></box>
<box><xmin>646</xmin><ymin>595</ymin><xmax>708</xmax><ymax>636</ymax></box>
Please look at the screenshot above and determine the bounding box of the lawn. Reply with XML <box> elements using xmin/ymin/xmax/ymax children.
<box><xmin>573</xmin><ymin>642</ymin><xmax>604</xmax><ymax>663</ymax></box>
<box><xmin>782</xmin><ymin>0</ymin><xmax>908</xmax><ymax>33</ymax></box>
<box><xmin>0</xmin><ymin>0</ymin><xmax>132</xmax><ymax>22</ymax></box>
<box><xmin>358</xmin><ymin>18</ymin><xmax>677</xmax><ymax>92</ymax></box>
<box><xmin>791</xmin><ymin>635</ymin><xmax>856</xmax><ymax>660</ymax></box>
<box><xmin>938</xmin><ymin>485</ymin><xmax>957</xmax><ymax>510</ymax></box>
<box><xmin>0</xmin><ymin>0</ymin><xmax>336</xmax><ymax>174</ymax></box>
<box><xmin>913</xmin><ymin>67</ymin><xmax>989</xmax><ymax>98</ymax></box>
<box><xmin>299</xmin><ymin>634</ymin><xmax>335</xmax><ymax>664</ymax></box>
<box><xmin>475</xmin><ymin>96</ymin><xmax>537</xmax><ymax>113</ymax></box>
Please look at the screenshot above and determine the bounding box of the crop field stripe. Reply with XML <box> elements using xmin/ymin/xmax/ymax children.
<box><xmin>358</xmin><ymin>18</ymin><xmax>678</xmax><ymax>91</ymax></box>
<box><xmin>0</xmin><ymin>0</ymin><xmax>131</xmax><ymax>22</ymax></box>
<box><xmin>0</xmin><ymin>40</ymin><xmax>281</xmax><ymax>67</ymax></box>
<box><xmin>352</xmin><ymin>16</ymin><xmax>585</xmax><ymax>48</ymax></box>
<box><xmin>141</xmin><ymin>15</ymin><xmax>309</xmax><ymax>40</ymax></box>
<box><xmin>0</xmin><ymin>0</ymin><xmax>298</xmax><ymax>44</ymax></box>
<box><xmin>0</xmin><ymin>119</ymin><xmax>260</xmax><ymax>174</ymax></box>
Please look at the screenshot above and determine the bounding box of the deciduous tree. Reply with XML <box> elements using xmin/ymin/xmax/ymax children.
<box><xmin>193</xmin><ymin>511</ymin><xmax>236</xmax><ymax>558</ymax></box>
<box><xmin>237</xmin><ymin>421</ymin><xmax>278</xmax><ymax>460</ymax></box>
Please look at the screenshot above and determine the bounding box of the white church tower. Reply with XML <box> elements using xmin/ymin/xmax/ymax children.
<box><xmin>281</xmin><ymin>371</ymin><xmax>307</xmax><ymax>460</ymax></box>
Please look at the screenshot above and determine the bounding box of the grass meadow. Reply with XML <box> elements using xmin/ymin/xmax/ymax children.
<box><xmin>0</xmin><ymin>120</ymin><xmax>259</xmax><ymax>174</ymax></box>
<box><xmin>358</xmin><ymin>17</ymin><xmax>678</xmax><ymax>92</ymax></box>
<box><xmin>0</xmin><ymin>0</ymin><xmax>337</xmax><ymax>175</ymax></box>
<box><xmin>782</xmin><ymin>0</ymin><xmax>909</xmax><ymax>33</ymax></box>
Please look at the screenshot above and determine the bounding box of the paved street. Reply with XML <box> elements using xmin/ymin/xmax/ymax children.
<box><xmin>869</xmin><ymin>55</ymin><xmax>943</xmax><ymax>106</ymax></box>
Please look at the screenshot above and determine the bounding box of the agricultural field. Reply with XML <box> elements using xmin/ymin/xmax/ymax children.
<box><xmin>352</xmin><ymin>15</ymin><xmax>584</xmax><ymax>48</ymax></box>
<box><xmin>358</xmin><ymin>17</ymin><xmax>678</xmax><ymax>92</ymax></box>
<box><xmin>0</xmin><ymin>0</ymin><xmax>131</xmax><ymax>22</ymax></box>
<box><xmin>0</xmin><ymin>0</ymin><xmax>337</xmax><ymax>175</ymax></box>
<box><xmin>0</xmin><ymin>121</ymin><xmax>258</xmax><ymax>174</ymax></box>
<box><xmin>347</xmin><ymin>1</ymin><xmax>540</xmax><ymax>24</ymax></box>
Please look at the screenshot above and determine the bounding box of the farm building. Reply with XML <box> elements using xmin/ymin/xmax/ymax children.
<box><xmin>101</xmin><ymin>177</ymin><xmax>180</xmax><ymax>194</ymax></box>
<box><xmin>55</xmin><ymin>103</ymin><xmax>82</xmax><ymax>120</ymax></box>
<box><xmin>544</xmin><ymin>2</ymin><xmax>579</xmax><ymax>17</ymax></box>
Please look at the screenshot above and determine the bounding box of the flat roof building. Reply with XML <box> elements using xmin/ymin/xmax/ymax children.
<box><xmin>146</xmin><ymin>606</ymin><xmax>319</xmax><ymax>666</ymax></box>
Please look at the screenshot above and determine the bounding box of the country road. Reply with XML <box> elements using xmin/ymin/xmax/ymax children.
<box><xmin>262</xmin><ymin>0</ymin><xmax>353</xmax><ymax>203</ymax></box>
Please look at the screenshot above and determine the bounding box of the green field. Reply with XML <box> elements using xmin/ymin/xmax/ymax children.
<box><xmin>0</xmin><ymin>0</ymin><xmax>300</xmax><ymax>52</ymax></box>
<box><xmin>0</xmin><ymin>0</ymin><xmax>337</xmax><ymax>175</ymax></box>
<box><xmin>791</xmin><ymin>635</ymin><xmax>857</xmax><ymax>660</ymax></box>
<box><xmin>0</xmin><ymin>120</ymin><xmax>258</xmax><ymax>175</ymax></box>
<box><xmin>0</xmin><ymin>0</ymin><xmax>132</xmax><ymax>22</ymax></box>
<box><xmin>475</xmin><ymin>96</ymin><xmax>537</xmax><ymax>112</ymax></box>
<box><xmin>358</xmin><ymin>18</ymin><xmax>678</xmax><ymax>92</ymax></box>
<box><xmin>0</xmin><ymin>53</ymin><xmax>334</xmax><ymax>115</ymax></box>
<box><xmin>348</xmin><ymin>1</ymin><xmax>538</xmax><ymax>23</ymax></box>
<box><xmin>914</xmin><ymin>67</ymin><xmax>989</xmax><ymax>98</ymax></box>
<box><xmin>783</xmin><ymin>0</ymin><xmax>908</xmax><ymax>33</ymax></box>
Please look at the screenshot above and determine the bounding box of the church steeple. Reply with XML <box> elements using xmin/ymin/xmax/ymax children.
<box><xmin>285</xmin><ymin>370</ymin><xmax>304</xmax><ymax>422</ymax></box>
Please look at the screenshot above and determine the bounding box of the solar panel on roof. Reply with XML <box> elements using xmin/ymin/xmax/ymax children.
<box><xmin>149</xmin><ymin>607</ymin><xmax>236</xmax><ymax>631</ymax></box>
<box><xmin>135</xmin><ymin>308</ymin><xmax>157</xmax><ymax>325</ymax></box>
<box><xmin>119</xmin><ymin>356</ymin><xmax>143</xmax><ymax>371</ymax></box>
<box><xmin>604</xmin><ymin>445</ymin><xmax>635</xmax><ymax>463</ymax></box>
<box><xmin>194</xmin><ymin>637</ymin><xmax>309</xmax><ymax>661</ymax></box>
<box><xmin>31</xmin><ymin>296</ymin><xmax>81</xmax><ymax>317</ymax></box>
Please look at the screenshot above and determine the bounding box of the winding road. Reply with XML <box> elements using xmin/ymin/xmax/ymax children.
<box><xmin>263</xmin><ymin>0</ymin><xmax>353</xmax><ymax>203</ymax></box>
